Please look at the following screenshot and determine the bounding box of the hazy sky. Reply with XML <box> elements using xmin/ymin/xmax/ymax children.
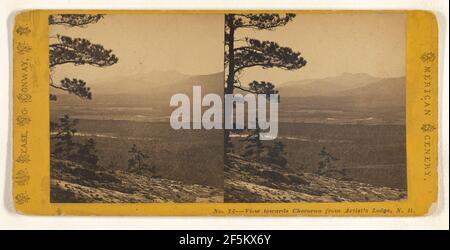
<box><xmin>50</xmin><ymin>14</ymin><xmax>225</xmax><ymax>83</ymax></box>
<box><xmin>236</xmin><ymin>13</ymin><xmax>406</xmax><ymax>84</ymax></box>
<box><xmin>50</xmin><ymin>13</ymin><xmax>405</xmax><ymax>85</ymax></box>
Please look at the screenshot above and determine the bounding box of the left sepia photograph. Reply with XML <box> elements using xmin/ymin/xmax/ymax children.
<box><xmin>49</xmin><ymin>14</ymin><xmax>225</xmax><ymax>203</ymax></box>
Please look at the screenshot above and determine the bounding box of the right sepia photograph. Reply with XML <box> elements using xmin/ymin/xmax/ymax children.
<box><xmin>224</xmin><ymin>13</ymin><xmax>407</xmax><ymax>203</ymax></box>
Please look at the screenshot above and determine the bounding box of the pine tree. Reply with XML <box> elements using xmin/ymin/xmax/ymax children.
<box><xmin>49</xmin><ymin>15</ymin><xmax>114</xmax><ymax>168</ymax></box>
<box><xmin>240</xmin><ymin>82</ymin><xmax>278</xmax><ymax>162</ymax></box>
<box><xmin>51</xmin><ymin>115</ymin><xmax>100</xmax><ymax>167</ymax></box>
<box><xmin>127</xmin><ymin>144</ymin><xmax>153</xmax><ymax>173</ymax></box>
<box><xmin>241</xmin><ymin>121</ymin><xmax>263</xmax><ymax>161</ymax></box>
<box><xmin>49</xmin><ymin>14</ymin><xmax>118</xmax><ymax>100</ymax></box>
<box><xmin>107</xmin><ymin>161</ymin><xmax>117</xmax><ymax>169</ymax></box>
<box><xmin>317</xmin><ymin>147</ymin><xmax>339</xmax><ymax>175</ymax></box>
<box><xmin>71</xmin><ymin>138</ymin><xmax>99</xmax><ymax>166</ymax></box>
<box><xmin>49</xmin><ymin>14</ymin><xmax>103</xmax><ymax>27</ymax></box>
<box><xmin>51</xmin><ymin>115</ymin><xmax>78</xmax><ymax>158</ymax></box>
<box><xmin>224</xmin><ymin>14</ymin><xmax>307</xmax><ymax>156</ymax></box>
<box><xmin>266</xmin><ymin>140</ymin><xmax>288</xmax><ymax>167</ymax></box>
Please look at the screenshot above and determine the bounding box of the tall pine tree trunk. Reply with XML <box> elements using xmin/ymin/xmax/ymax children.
<box><xmin>224</xmin><ymin>14</ymin><xmax>235</xmax><ymax>161</ymax></box>
<box><xmin>255</xmin><ymin>117</ymin><xmax>261</xmax><ymax>162</ymax></box>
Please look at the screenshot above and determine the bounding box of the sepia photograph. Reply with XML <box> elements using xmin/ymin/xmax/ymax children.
<box><xmin>224</xmin><ymin>13</ymin><xmax>407</xmax><ymax>202</ymax></box>
<box><xmin>49</xmin><ymin>14</ymin><xmax>225</xmax><ymax>203</ymax></box>
<box><xmin>49</xmin><ymin>13</ymin><xmax>406</xmax><ymax>203</ymax></box>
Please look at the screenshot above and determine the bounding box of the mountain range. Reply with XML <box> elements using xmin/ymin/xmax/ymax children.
<box><xmin>279</xmin><ymin>72</ymin><xmax>381</xmax><ymax>97</ymax></box>
<box><xmin>90</xmin><ymin>70</ymin><xmax>190</xmax><ymax>94</ymax></box>
<box><xmin>52</xmin><ymin>71</ymin><xmax>223</xmax><ymax>107</ymax></box>
<box><xmin>278</xmin><ymin>73</ymin><xmax>404</xmax><ymax>100</ymax></box>
<box><xmin>277</xmin><ymin>73</ymin><xmax>405</xmax><ymax>111</ymax></box>
<box><xmin>53</xmin><ymin>71</ymin><xmax>405</xmax><ymax>111</ymax></box>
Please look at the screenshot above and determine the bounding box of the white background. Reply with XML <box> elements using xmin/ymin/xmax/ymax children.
<box><xmin>1</xmin><ymin>0</ymin><xmax>448</xmax><ymax>230</ymax></box>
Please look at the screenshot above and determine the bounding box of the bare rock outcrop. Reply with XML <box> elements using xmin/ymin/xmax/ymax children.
<box><xmin>51</xmin><ymin>158</ymin><xmax>223</xmax><ymax>203</ymax></box>
<box><xmin>225</xmin><ymin>154</ymin><xmax>406</xmax><ymax>202</ymax></box>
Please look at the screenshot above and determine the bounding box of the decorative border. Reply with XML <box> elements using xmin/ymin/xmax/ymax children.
<box><xmin>12</xmin><ymin>10</ymin><xmax>438</xmax><ymax>216</ymax></box>
<box><xmin>13</xmin><ymin>16</ymin><xmax>33</xmax><ymax>207</ymax></box>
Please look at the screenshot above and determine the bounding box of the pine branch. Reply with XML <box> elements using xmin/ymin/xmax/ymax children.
<box><xmin>49</xmin><ymin>14</ymin><xmax>103</xmax><ymax>27</ymax></box>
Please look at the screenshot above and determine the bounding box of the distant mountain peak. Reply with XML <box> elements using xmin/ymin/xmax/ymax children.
<box><xmin>279</xmin><ymin>72</ymin><xmax>382</xmax><ymax>97</ymax></box>
<box><xmin>340</xmin><ymin>72</ymin><xmax>372</xmax><ymax>77</ymax></box>
<box><xmin>148</xmin><ymin>69</ymin><xmax>186</xmax><ymax>75</ymax></box>
<box><xmin>331</xmin><ymin>72</ymin><xmax>377</xmax><ymax>81</ymax></box>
